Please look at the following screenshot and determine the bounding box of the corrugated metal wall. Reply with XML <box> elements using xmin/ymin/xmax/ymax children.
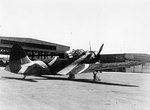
<box><xmin>126</xmin><ymin>62</ymin><xmax>150</xmax><ymax>73</ymax></box>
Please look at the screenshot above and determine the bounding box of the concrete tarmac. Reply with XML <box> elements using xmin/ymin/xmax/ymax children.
<box><xmin>0</xmin><ymin>68</ymin><xmax>150</xmax><ymax>110</ymax></box>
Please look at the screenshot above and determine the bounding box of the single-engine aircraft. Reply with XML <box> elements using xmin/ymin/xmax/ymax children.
<box><xmin>4</xmin><ymin>43</ymin><xmax>143</xmax><ymax>81</ymax></box>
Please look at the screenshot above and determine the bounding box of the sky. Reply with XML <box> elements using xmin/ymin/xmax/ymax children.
<box><xmin>0</xmin><ymin>0</ymin><xmax>150</xmax><ymax>54</ymax></box>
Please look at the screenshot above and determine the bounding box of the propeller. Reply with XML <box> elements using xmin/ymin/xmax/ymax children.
<box><xmin>89</xmin><ymin>43</ymin><xmax>104</xmax><ymax>57</ymax></box>
<box><xmin>96</xmin><ymin>43</ymin><xmax>104</xmax><ymax>59</ymax></box>
<box><xmin>88</xmin><ymin>43</ymin><xmax>104</xmax><ymax>63</ymax></box>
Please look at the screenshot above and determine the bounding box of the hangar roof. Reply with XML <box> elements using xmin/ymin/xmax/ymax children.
<box><xmin>0</xmin><ymin>36</ymin><xmax>70</xmax><ymax>53</ymax></box>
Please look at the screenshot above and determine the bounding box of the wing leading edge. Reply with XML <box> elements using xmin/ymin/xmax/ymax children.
<box><xmin>66</xmin><ymin>61</ymin><xmax>144</xmax><ymax>75</ymax></box>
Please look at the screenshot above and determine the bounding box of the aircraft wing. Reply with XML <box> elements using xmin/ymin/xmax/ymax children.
<box><xmin>65</xmin><ymin>61</ymin><xmax>144</xmax><ymax>75</ymax></box>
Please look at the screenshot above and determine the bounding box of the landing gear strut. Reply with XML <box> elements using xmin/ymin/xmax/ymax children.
<box><xmin>22</xmin><ymin>74</ymin><xmax>27</xmax><ymax>79</ymax></box>
<box><xmin>93</xmin><ymin>70</ymin><xmax>101</xmax><ymax>81</ymax></box>
<box><xmin>68</xmin><ymin>74</ymin><xmax>75</xmax><ymax>79</ymax></box>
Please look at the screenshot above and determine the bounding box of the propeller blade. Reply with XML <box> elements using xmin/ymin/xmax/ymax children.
<box><xmin>97</xmin><ymin>43</ymin><xmax>104</xmax><ymax>56</ymax></box>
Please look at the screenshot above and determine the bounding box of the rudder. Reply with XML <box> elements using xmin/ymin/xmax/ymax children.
<box><xmin>8</xmin><ymin>43</ymin><xmax>31</xmax><ymax>73</ymax></box>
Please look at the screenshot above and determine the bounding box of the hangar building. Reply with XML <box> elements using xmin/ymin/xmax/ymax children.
<box><xmin>0</xmin><ymin>36</ymin><xmax>70</xmax><ymax>60</ymax></box>
<box><xmin>101</xmin><ymin>53</ymin><xmax>150</xmax><ymax>73</ymax></box>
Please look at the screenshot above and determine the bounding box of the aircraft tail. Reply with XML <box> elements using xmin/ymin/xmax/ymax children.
<box><xmin>7</xmin><ymin>43</ymin><xmax>32</xmax><ymax>73</ymax></box>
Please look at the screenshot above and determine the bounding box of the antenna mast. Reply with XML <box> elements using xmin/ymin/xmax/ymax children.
<box><xmin>89</xmin><ymin>41</ymin><xmax>92</xmax><ymax>51</ymax></box>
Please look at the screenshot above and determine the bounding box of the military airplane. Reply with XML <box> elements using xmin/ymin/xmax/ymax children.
<box><xmin>4</xmin><ymin>43</ymin><xmax>143</xmax><ymax>81</ymax></box>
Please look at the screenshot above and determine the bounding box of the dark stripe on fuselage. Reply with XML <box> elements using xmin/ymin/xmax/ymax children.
<box><xmin>47</xmin><ymin>54</ymin><xmax>85</xmax><ymax>75</ymax></box>
<box><xmin>80</xmin><ymin>53</ymin><xmax>93</xmax><ymax>64</ymax></box>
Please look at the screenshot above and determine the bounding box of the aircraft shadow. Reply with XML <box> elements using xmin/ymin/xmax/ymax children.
<box><xmin>2</xmin><ymin>76</ymin><xmax>139</xmax><ymax>87</ymax></box>
<box><xmin>2</xmin><ymin>76</ymin><xmax>38</xmax><ymax>82</ymax></box>
<box><xmin>36</xmin><ymin>75</ymin><xmax>139</xmax><ymax>87</ymax></box>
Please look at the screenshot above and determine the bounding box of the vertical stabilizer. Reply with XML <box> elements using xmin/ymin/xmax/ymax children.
<box><xmin>8</xmin><ymin>43</ymin><xmax>31</xmax><ymax>73</ymax></box>
<box><xmin>10</xmin><ymin>43</ymin><xmax>27</xmax><ymax>61</ymax></box>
